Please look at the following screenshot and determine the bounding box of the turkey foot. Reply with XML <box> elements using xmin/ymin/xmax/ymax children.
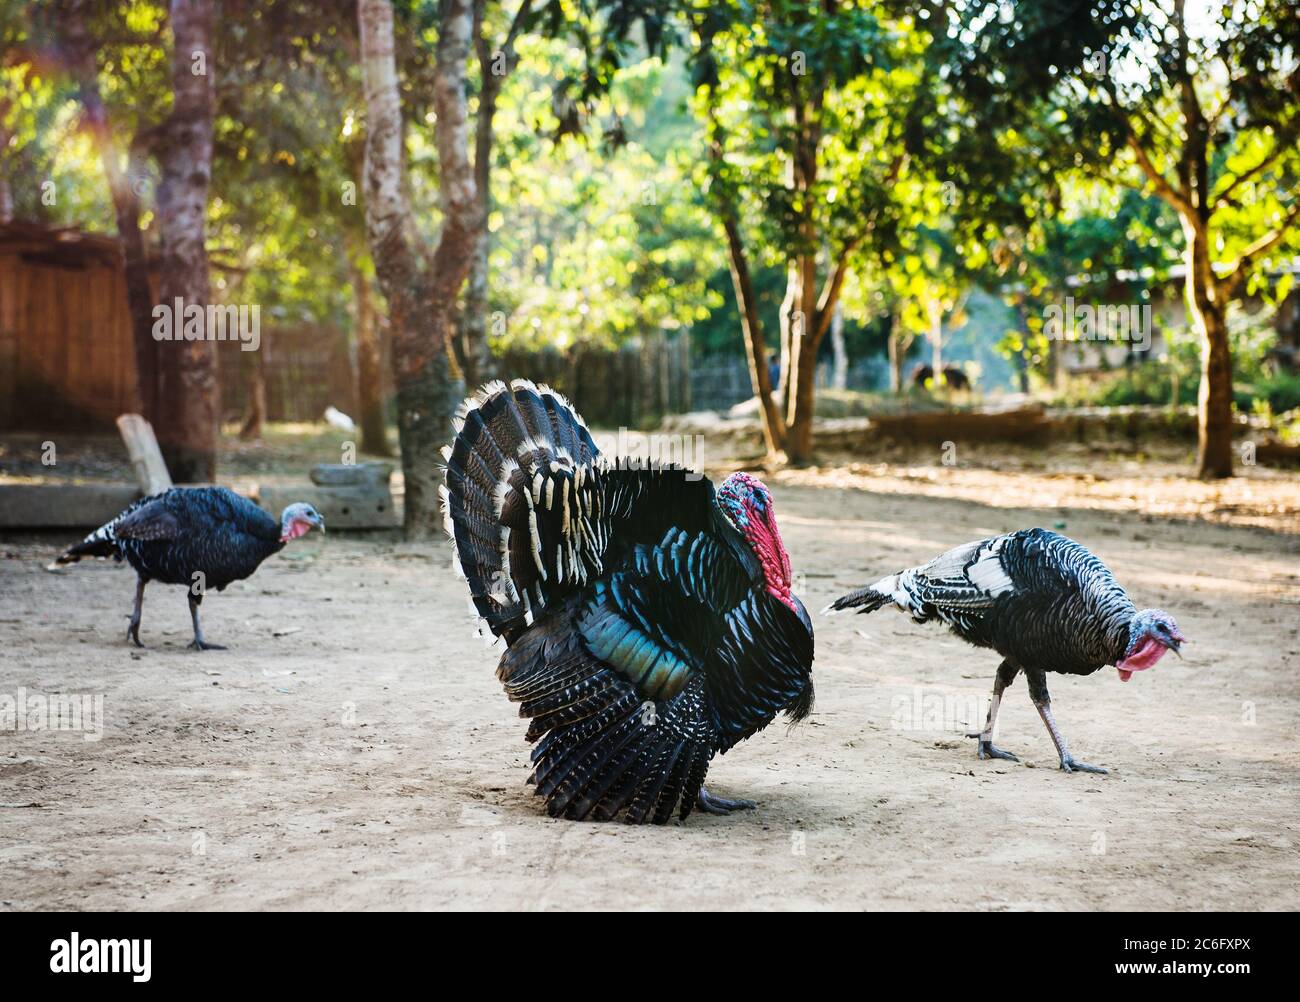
<box><xmin>126</xmin><ymin>578</ymin><xmax>147</xmax><ymax>647</ymax></box>
<box><xmin>1059</xmin><ymin>754</ymin><xmax>1108</xmax><ymax>775</ymax></box>
<box><xmin>968</xmin><ymin>733</ymin><xmax>1019</xmax><ymax>762</ymax></box>
<box><xmin>187</xmin><ymin>596</ymin><xmax>225</xmax><ymax>651</ymax></box>
<box><xmin>968</xmin><ymin>661</ymin><xmax>1019</xmax><ymax>763</ymax></box>
<box><xmin>696</xmin><ymin>788</ymin><xmax>756</xmax><ymax>815</ymax></box>
<box><xmin>1034</xmin><ymin>695</ymin><xmax>1107</xmax><ymax>776</ymax></box>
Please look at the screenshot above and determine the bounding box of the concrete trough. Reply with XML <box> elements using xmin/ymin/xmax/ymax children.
<box><xmin>0</xmin><ymin>483</ymin><xmax>143</xmax><ymax>530</ymax></box>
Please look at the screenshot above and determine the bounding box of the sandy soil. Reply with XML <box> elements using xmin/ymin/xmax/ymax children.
<box><xmin>1</xmin><ymin>470</ymin><xmax>1298</xmax><ymax>911</ymax></box>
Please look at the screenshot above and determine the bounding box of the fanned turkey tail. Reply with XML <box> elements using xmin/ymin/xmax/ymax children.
<box><xmin>441</xmin><ymin>379</ymin><xmax>601</xmax><ymax>641</ymax></box>
<box><xmin>501</xmin><ymin>614</ymin><xmax>714</xmax><ymax>823</ymax></box>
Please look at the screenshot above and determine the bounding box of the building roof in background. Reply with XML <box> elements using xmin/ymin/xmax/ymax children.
<box><xmin>0</xmin><ymin>220</ymin><xmax>123</xmax><ymax>267</ymax></box>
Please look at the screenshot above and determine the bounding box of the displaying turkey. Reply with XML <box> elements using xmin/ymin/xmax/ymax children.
<box><xmin>57</xmin><ymin>487</ymin><xmax>324</xmax><ymax>651</ymax></box>
<box><xmin>441</xmin><ymin>379</ymin><xmax>814</xmax><ymax>823</ymax></box>
<box><xmin>825</xmin><ymin>528</ymin><xmax>1184</xmax><ymax>774</ymax></box>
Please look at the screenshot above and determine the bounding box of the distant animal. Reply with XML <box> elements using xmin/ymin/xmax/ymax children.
<box><xmin>442</xmin><ymin>379</ymin><xmax>815</xmax><ymax>823</ymax></box>
<box><xmin>941</xmin><ymin>366</ymin><xmax>971</xmax><ymax>391</ymax></box>
<box><xmin>324</xmin><ymin>406</ymin><xmax>356</xmax><ymax>432</ymax></box>
<box><xmin>825</xmin><ymin>529</ymin><xmax>1184</xmax><ymax>774</ymax></box>
<box><xmin>911</xmin><ymin>363</ymin><xmax>971</xmax><ymax>391</ymax></box>
<box><xmin>56</xmin><ymin>487</ymin><xmax>325</xmax><ymax>651</ymax></box>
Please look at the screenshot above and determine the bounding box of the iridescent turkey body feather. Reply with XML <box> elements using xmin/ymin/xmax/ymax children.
<box><xmin>442</xmin><ymin>379</ymin><xmax>814</xmax><ymax>823</ymax></box>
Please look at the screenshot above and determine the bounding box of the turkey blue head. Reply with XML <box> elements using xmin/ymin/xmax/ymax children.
<box><xmin>716</xmin><ymin>472</ymin><xmax>795</xmax><ymax>610</ymax></box>
<box><xmin>1117</xmin><ymin>608</ymin><xmax>1185</xmax><ymax>681</ymax></box>
<box><xmin>279</xmin><ymin>502</ymin><xmax>325</xmax><ymax>542</ymax></box>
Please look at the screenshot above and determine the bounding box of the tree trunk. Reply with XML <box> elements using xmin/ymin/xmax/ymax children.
<box><xmin>927</xmin><ymin>297</ymin><xmax>943</xmax><ymax>376</ymax></box>
<box><xmin>153</xmin><ymin>0</ymin><xmax>218</xmax><ymax>482</ymax></box>
<box><xmin>887</xmin><ymin>307</ymin><xmax>906</xmax><ymax>393</ymax></box>
<box><xmin>458</xmin><ymin>231</ymin><xmax>494</xmax><ymax>387</ymax></box>
<box><xmin>720</xmin><ymin>214</ymin><xmax>785</xmax><ymax>459</ymax></box>
<box><xmin>359</xmin><ymin>0</ymin><xmax>478</xmax><ymax>537</ymax></box>
<box><xmin>778</xmin><ymin>262</ymin><xmax>798</xmax><ymax>417</ymax></box>
<box><xmin>1047</xmin><ymin>325</ymin><xmax>1063</xmax><ymax>391</ymax></box>
<box><xmin>455</xmin><ymin>0</ymin><xmax>506</xmax><ymax>388</ymax></box>
<box><xmin>1184</xmin><ymin>219</ymin><xmax>1234</xmax><ymax>478</ymax></box>
<box><xmin>238</xmin><ymin>346</ymin><xmax>266</xmax><ymax>441</ymax></box>
<box><xmin>830</xmin><ymin>300</ymin><xmax>847</xmax><ymax>390</ymax></box>
<box><xmin>783</xmin><ymin>254</ymin><xmax>818</xmax><ymax>465</ymax></box>
<box><xmin>785</xmin><ymin>339</ymin><xmax>818</xmax><ymax>464</ymax></box>
<box><xmin>349</xmin><ymin>257</ymin><xmax>390</xmax><ymax>455</ymax></box>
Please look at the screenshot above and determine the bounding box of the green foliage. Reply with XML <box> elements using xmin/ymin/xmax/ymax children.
<box><xmin>1054</xmin><ymin>300</ymin><xmax>1295</xmax><ymax>413</ymax></box>
<box><xmin>1252</xmin><ymin>372</ymin><xmax>1300</xmax><ymax>416</ymax></box>
<box><xmin>485</xmin><ymin>36</ymin><xmax>724</xmax><ymax>349</ymax></box>
<box><xmin>930</xmin><ymin>0</ymin><xmax>1300</xmax><ymax>292</ymax></box>
<box><xmin>5</xmin><ymin>0</ymin><xmax>1295</xmax><ymax>425</ymax></box>
<box><xmin>1058</xmin><ymin>364</ymin><xmax>1194</xmax><ymax>409</ymax></box>
<box><xmin>688</xmin><ymin>0</ymin><xmax>924</xmax><ymax>266</ymax></box>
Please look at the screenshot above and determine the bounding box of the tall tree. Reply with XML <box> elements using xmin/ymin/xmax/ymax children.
<box><xmin>358</xmin><ymin>0</ymin><xmax>478</xmax><ymax>537</ymax></box>
<box><xmin>151</xmin><ymin>0</ymin><xmax>217</xmax><ymax>481</ymax></box>
<box><xmin>687</xmin><ymin>0</ymin><xmax>914</xmax><ymax>463</ymax></box>
<box><xmin>46</xmin><ymin>0</ymin><xmax>218</xmax><ymax>479</ymax></box>
<box><xmin>348</xmin><ymin>242</ymin><xmax>391</xmax><ymax>456</ymax></box>
<box><xmin>452</xmin><ymin>0</ymin><xmax>535</xmax><ymax>388</ymax></box>
<box><xmin>932</xmin><ymin>0</ymin><xmax>1300</xmax><ymax>477</ymax></box>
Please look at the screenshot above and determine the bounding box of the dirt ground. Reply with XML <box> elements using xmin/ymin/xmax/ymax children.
<box><xmin>2</xmin><ymin>456</ymin><xmax>1298</xmax><ymax>910</ymax></box>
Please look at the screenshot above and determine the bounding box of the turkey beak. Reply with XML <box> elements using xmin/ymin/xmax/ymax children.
<box><xmin>314</xmin><ymin>515</ymin><xmax>327</xmax><ymax>534</ymax></box>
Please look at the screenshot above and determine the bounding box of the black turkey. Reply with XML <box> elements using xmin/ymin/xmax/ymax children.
<box><xmin>441</xmin><ymin>379</ymin><xmax>815</xmax><ymax>823</ymax></box>
<box><xmin>826</xmin><ymin>528</ymin><xmax>1184</xmax><ymax>773</ymax></box>
<box><xmin>57</xmin><ymin>487</ymin><xmax>324</xmax><ymax>650</ymax></box>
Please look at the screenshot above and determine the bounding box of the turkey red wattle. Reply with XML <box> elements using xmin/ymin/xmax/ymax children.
<box><xmin>278</xmin><ymin>503</ymin><xmax>324</xmax><ymax>543</ymax></box>
<box><xmin>279</xmin><ymin>518</ymin><xmax>313</xmax><ymax>542</ymax></box>
<box><xmin>1116</xmin><ymin>635</ymin><xmax>1169</xmax><ymax>681</ymax></box>
<box><xmin>744</xmin><ymin>503</ymin><xmax>796</xmax><ymax>612</ymax></box>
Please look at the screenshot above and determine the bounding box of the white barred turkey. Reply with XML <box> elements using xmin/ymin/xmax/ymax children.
<box><xmin>826</xmin><ymin>529</ymin><xmax>1184</xmax><ymax>774</ymax></box>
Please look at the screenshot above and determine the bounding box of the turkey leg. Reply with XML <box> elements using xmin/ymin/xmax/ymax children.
<box><xmin>1026</xmin><ymin>668</ymin><xmax>1107</xmax><ymax>774</ymax></box>
<box><xmin>696</xmin><ymin>788</ymin><xmax>756</xmax><ymax>815</ymax></box>
<box><xmin>968</xmin><ymin>659</ymin><xmax>1019</xmax><ymax>762</ymax></box>
<box><xmin>126</xmin><ymin>577</ymin><xmax>147</xmax><ymax>647</ymax></box>
<box><xmin>187</xmin><ymin>593</ymin><xmax>226</xmax><ymax>652</ymax></box>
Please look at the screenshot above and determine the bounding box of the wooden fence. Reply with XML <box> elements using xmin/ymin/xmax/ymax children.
<box><xmin>216</xmin><ymin>323</ymin><xmax>366</xmax><ymax>424</ymax></box>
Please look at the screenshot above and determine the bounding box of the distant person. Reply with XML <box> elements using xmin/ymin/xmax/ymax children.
<box><xmin>768</xmin><ymin>352</ymin><xmax>781</xmax><ymax>394</ymax></box>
